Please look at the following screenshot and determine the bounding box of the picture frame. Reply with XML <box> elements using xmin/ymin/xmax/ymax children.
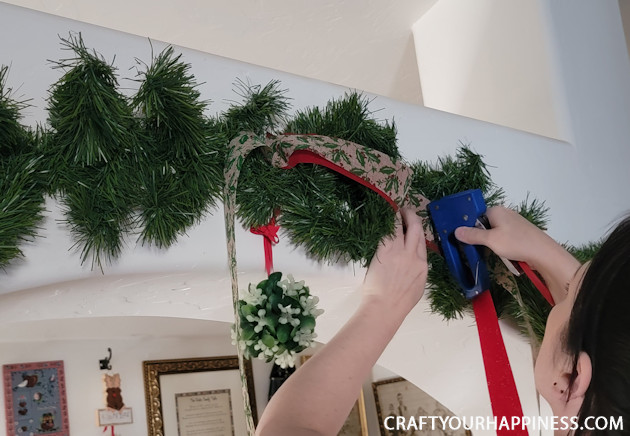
<box><xmin>2</xmin><ymin>360</ymin><xmax>70</xmax><ymax>436</ymax></box>
<box><xmin>338</xmin><ymin>389</ymin><xmax>369</xmax><ymax>436</ymax></box>
<box><xmin>372</xmin><ymin>376</ymin><xmax>471</xmax><ymax>436</ymax></box>
<box><xmin>143</xmin><ymin>356</ymin><xmax>257</xmax><ymax>436</ymax></box>
<box><xmin>300</xmin><ymin>355</ymin><xmax>368</xmax><ymax>436</ymax></box>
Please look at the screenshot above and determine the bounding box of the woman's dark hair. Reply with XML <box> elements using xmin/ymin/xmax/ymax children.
<box><xmin>565</xmin><ymin>215</ymin><xmax>630</xmax><ymax>435</ymax></box>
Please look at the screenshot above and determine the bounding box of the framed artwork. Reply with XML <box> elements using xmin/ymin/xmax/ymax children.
<box><xmin>143</xmin><ymin>356</ymin><xmax>257</xmax><ymax>436</ymax></box>
<box><xmin>2</xmin><ymin>360</ymin><xmax>70</xmax><ymax>436</ymax></box>
<box><xmin>338</xmin><ymin>389</ymin><xmax>368</xmax><ymax>436</ymax></box>
<box><xmin>300</xmin><ymin>355</ymin><xmax>368</xmax><ymax>436</ymax></box>
<box><xmin>372</xmin><ymin>377</ymin><xmax>471</xmax><ymax>436</ymax></box>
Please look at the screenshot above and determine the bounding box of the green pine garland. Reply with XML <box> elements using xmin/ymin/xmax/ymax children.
<box><xmin>231</xmin><ymin>89</ymin><xmax>398</xmax><ymax>265</ymax></box>
<box><xmin>47</xmin><ymin>34</ymin><xmax>138</xmax><ymax>168</ymax></box>
<box><xmin>225</xmin><ymin>85</ymin><xmax>592</xmax><ymax>342</ymax></box>
<box><xmin>221</xmin><ymin>79</ymin><xmax>291</xmax><ymax>140</ymax></box>
<box><xmin>42</xmin><ymin>35</ymin><xmax>225</xmax><ymax>267</ymax></box>
<box><xmin>46</xmin><ymin>33</ymin><xmax>138</xmax><ymax>268</ymax></box>
<box><xmin>0</xmin><ymin>67</ymin><xmax>35</xmax><ymax>158</ymax></box>
<box><xmin>1</xmin><ymin>34</ymin><xmax>602</xmax><ymax>345</ymax></box>
<box><xmin>0</xmin><ymin>65</ymin><xmax>46</xmax><ymax>268</ymax></box>
<box><xmin>132</xmin><ymin>46</ymin><xmax>223</xmax><ymax>247</ymax></box>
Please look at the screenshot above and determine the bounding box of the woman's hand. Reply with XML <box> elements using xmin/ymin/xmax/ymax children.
<box><xmin>454</xmin><ymin>206</ymin><xmax>581</xmax><ymax>303</ymax></box>
<box><xmin>454</xmin><ymin>206</ymin><xmax>551</xmax><ymax>267</ymax></box>
<box><xmin>362</xmin><ymin>207</ymin><xmax>428</xmax><ymax>318</ymax></box>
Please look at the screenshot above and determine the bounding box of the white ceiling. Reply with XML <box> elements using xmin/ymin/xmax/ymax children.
<box><xmin>0</xmin><ymin>0</ymin><xmax>439</xmax><ymax>104</ymax></box>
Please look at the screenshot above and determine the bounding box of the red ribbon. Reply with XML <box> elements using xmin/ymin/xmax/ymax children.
<box><xmin>103</xmin><ymin>425</ymin><xmax>114</xmax><ymax>436</ymax></box>
<box><xmin>284</xmin><ymin>149</ymin><xmax>400</xmax><ymax>210</ymax></box>
<box><xmin>250</xmin><ymin>217</ymin><xmax>280</xmax><ymax>276</ymax></box>
<box><xmin>473</xmin><ymin>291</ymin><xmax>526</xmax><ymax>435</ymax></box>
<box><xmin>518</xmin><ymin>261</ymin><xmax>554</xmax><ymax>305</ymax></box>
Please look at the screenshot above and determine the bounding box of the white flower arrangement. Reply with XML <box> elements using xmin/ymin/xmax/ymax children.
<box><xmin>233</xmin><ymin>272</ymin><xmax>324</xmax><ymax>368</ymax></box>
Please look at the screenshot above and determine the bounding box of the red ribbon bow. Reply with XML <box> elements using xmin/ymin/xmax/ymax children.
<box><xmin>250</xmin><ymin>217</ymin><xmax>280</xmax><ymax>276</ymax></box>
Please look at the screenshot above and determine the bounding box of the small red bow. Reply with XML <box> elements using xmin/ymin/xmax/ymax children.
<box><xmin>250</xmin><ymin>217</ymin><xmax>280</xmax><ymax>276</ymax></box>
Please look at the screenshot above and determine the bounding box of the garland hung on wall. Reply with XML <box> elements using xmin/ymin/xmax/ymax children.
<box><xmin>0</xmin><ymin>34</ymin><xmax>600</xmax><ymax>340</ymax></box>
<box><xmin>219</xmin><ymin>82</ymin><xmax>579</xmax><ymax>344</ymax></box>
<box><xmin>0</xmin><ymin>65</ymin><xmax>46</xmax><ymax>269</ymax></box>
<box><xmin>41</xmin><ymin>34</ymin><xmax>224</xmax><ymax>268</ymax></box>
<box><xmin>43</xmin><ymin>34</ymin><xmax>140</xmax><ymax>268</ymax></box>
<box><xmin>131</xmin><ymin>45</ymin><xmax>225</xmax><ymax>247</ymax></box>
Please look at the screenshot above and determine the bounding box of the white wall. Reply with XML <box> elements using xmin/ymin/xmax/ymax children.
<box><xmin>0</xmin><ymin>0</ymin><xmax>433</xmax><ymax>105</ymax></box>
<box><xmin>0</xmin><ymin>317</ymin><xmax>273</xmax><ymax>436</ymax></box>
<box><xmin>1</xmin><ymin>2</ymin><xmax>630</xmax><ymax>435</ymax></box>
<box><xmin>413</xmin><ymin>0</ymin><xmax>564</xmax><ymax>140</ymax></box>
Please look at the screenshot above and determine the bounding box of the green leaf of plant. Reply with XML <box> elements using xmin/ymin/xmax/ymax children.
<box><xmin>301</xmin><ymin>315</ymin><xmax>316</xmax><ymax>331</ymax></box>
<box><xmin>277</xmin><ymin>324</ymin><xmax>291</xmax><ymax>343</ymax></box>
<box><xmin>241</xmin><ymin>326</ymin><xmax>256</xmax><ymax>341</ymax></box>
<box><xmin>240</xmin><ymin>304</ymin><xmax>257</xmax><ymax>317</ymax></box>
<box><xmin>268</xmin><ymin>293</ymin><xmax>281</xmax><ymax>311</ymax></box>
<box><xmin>266</xmin><ymin>315</ymin><xmax>278</xmax><ymax>331</ymax></box>
<box><xmin>262</xmin><ymin>331</ymin><xmax>275</xmax><ymax>348</ymax></box>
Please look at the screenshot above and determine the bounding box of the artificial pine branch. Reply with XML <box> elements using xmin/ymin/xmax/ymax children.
<box><xmin>133</xmin><ymin>46</ymin><xmax>208</xmax><ymax>159</ymax></box>
<box><xmin>0</xmin><ymin>66</ymin><xmax>34</xmax><ymax>157</ymax></box>
<box><xmin>280</xmin><ymin>93</ymin><xmax>402</xmax><ymax>265</ymax></box>
<box><xmin>132</xmin><ymin>46</ymin><xmax>223</xmax><ymax>247</ymax></box>
<box><xmin>426</xmin><ymin>251</ymin><xmax>469</xmax><ymax>319</ymax></box>
<box><xmin>221</xmin><ymin>79</ymin><xmax>290</xmax><ymax>139</ymax></box>
<box><xmin>0</xmin><ymin>65</ymin><xmax>46</xmax><ymax>268</ymax></box>
<box><xmin>512</xmin><ymin>194</ymin><xmax>549</xmax><ymax>230</ymax></box>
<box><xmin>0</xmin><ymin>154</ymin><xmax>46</xmax><ymax>269</ymax></box>
<box><xmin>48</xmin><ymin>33</ymin><xmax>137</xmax><ymax>167</ymax></box>
<box><xmin>46</xmin><ymin>33</ymin><xmax>138</xmax><ymax>268</ymax></box>
<box><xmin>279</xmin><ymin>165</ymin><xmax>395</xmax><ymax>265</ymax></box>
<box><xmin>567</xmin><ymin>240</ymin><xmax>602</xmax><ymax>263</ymax></box>
<box><xmin>409</xmin><ymin>145</ymin><xmax>505</xmax><ymax>206</ymax></box>
<box><xmin>508</xmin><ymin>274</ymin><xmax>552</xmax><ymax>341</ymax></box>
<box><xmin>284</xmin><ymin>92</ymin><xmax>400</xmax><ymax>159</ymax></box>
<box><xmin>61</xmin><ymin>181</ymin><xmax>132</xmax><ymax>269</ymax></box>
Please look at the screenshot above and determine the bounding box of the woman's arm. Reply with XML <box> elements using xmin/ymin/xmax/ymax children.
<box><xmin>455</xmin><ymin>206</ymin><xmax>581</xmax><ymax>304</ymax></box>
<box><xmin>255</xmin><ymin>208</ymin><xmax>428</xmax><ymax>436</ymax></box>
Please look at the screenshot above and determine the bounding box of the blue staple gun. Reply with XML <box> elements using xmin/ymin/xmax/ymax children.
<box><xmin>427</xmin><ymin>189</ymin><xmax>490</xmax><ymax>299</ymax></box>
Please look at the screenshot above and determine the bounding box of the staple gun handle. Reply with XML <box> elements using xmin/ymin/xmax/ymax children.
<box><xmin>428</xmin><ymin>189</ymin><xmax>490</xmax><ymax>299</ymax></box>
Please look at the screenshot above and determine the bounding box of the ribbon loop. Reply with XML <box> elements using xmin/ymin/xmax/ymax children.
<box><xmin>250</xmin><ymin>217</ymin><xmax>280</xmax><ymax>276</ymax></box>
